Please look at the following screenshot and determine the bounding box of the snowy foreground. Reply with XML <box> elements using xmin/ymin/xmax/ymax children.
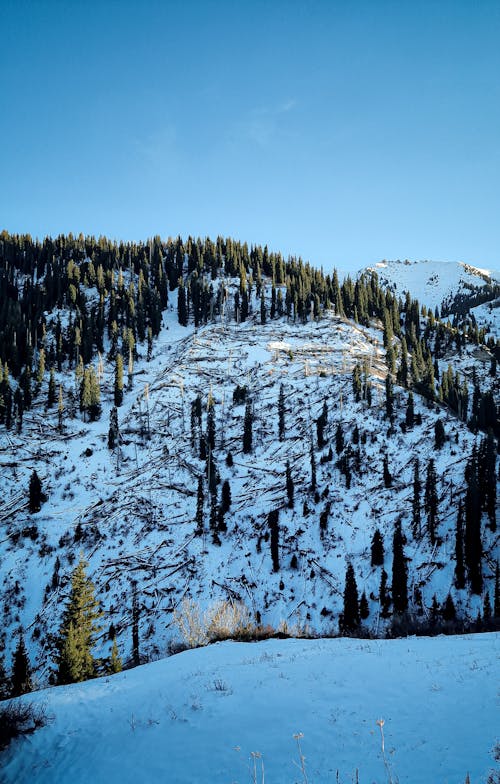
<box><xmin>3</xmin><ymin>634</ymin><xmax>498</xmax><ymax>784</ymax></box>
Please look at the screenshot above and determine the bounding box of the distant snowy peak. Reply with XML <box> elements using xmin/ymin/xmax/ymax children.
<box><xmin>364</xmin><ymin>259</ymin><xmax>500</xmax><ymax>315</ymax></box>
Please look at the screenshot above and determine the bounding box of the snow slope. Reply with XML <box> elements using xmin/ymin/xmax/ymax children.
<box><xmin>366</xmin><ymin>259</ymin><xmax>499</xmax><ymax>314</ymax></box>
<box><xmin>3</xmin><ymin>634</ymin><xmax>498</xmax><ymax>784</ymax></box>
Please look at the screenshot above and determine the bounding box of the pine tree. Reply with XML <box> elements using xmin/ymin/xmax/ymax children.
<box><xmin>221</xmin><ymin>479</ymin><xmax>231</xmax><ymax>513</ymax></box>
<box><xmin>411</xmin><ymin>458</ymin><xmax>421</xmax><ymax>539</ymax></box>
<box><xmin>392</xmin><ymin>520</ymin><xmax>408</xmax><ymax>615</ymax></box>
<box><xmin>108</xmin><ymin>638</ymin><xmax>122</xmax><ymax>674</ymax></box>
<box><xmin>455</xmin><ymin>501</ymin><xmax>466</xmax><ymax>589</ymax></box>
<box><xmin>371</xmin><ymin>529</ymin><xmax>384</xmax><ymax>566</ymax></box>
<box><xmin>434</xmin><ymin>419</ymin><xmax>445</xmax><ymax>449</ymax></box>
<box><xmin>383</xmin><ymin>455</ymin><xmax>392</xmax><ymax>488</ymax></box>
<box><xmin>442</xmin><ymin>593</ymin><xmax>456</xmax><ymax>622</ymax></box>
<box><xmin>55</xmin><ymin>556</ymin><xmax>102</xmax><ymax>684</ymax></box>
<box><xmin>316</xmin><ymin>401</ymin><xmax>328</xmax><ymax>448</ymax></box>
<box><xmin>114</xmin><ymin>353</ymin><xmax>124</xmax><ymax>406</ymax></box>
<box><xmin>385</xmin><ymin>374</ymin><xmax>394</xmax><ymax>421</ymax></box>
<box><xmin>483</xmin><ymin>591</ymin><xmax>492</xmax><ymax>624</ymax></box>
<box><xmin>286</xmin><ymin>461</ymin><xmax>294</xmax><ymax>508</ymax></box>
<box><xmin>425</xmin><ymin>458</ymin><xmax>438</xmax><ymax>545</ymax></box>
<box><xmin>405</xmin><ymin>392</ymin><xmax>414</xmax><ymax>428</ymax></box>
<box><xmin>108</xmin><ymin>406</ymin><xmax>119</xmax><ymax>450</ymax></box>
<box><xmin>243</xmin><ymin>398</ymin><xmax>253</xmax><ymax>453</ymax></box>
<box><xmin>278</xmin><ymin>383</ymin><xmax>285</xmax><ymax>441</ymax></box>
<box><xmin>268</xmin><ymin>509</ymin><xmax>280</xmax><ymax>572</ymax></box>
<box><xmin>28</xmin><ymin>469</ymin><xmax>43</xmax><ymax>513</ymax></box>
<box><xmin>379</xmin><ymin>569</ymin><xmax>391</xmax><ymax>618</ymax></box>
<box><xmin>195</xmin><ymin>476</ymin><xmax>204</xmax><ymax>536</ymax></box>
<box><xmin>177</xmin><ymin>280</ymin><xmax>188</xmax><ymax>326</ymax></box>
<box><xmin>11</xmin><ymin>633</ymin><xmax>32</xmax><ymax>696</ymax></box>
<box><xmin>342</xmin><ymin>563</ymin><xmax>360</xmax><ymax>633</ymax></box>
<box><xmin>335</xmin><ymin>423</ymin><xmax>344</xmax><ymax>455</ymax></box>
<box><xmin>359</xmin><ymin>590</ymin><xmax>369</xmax><ymax>620</ymax></box>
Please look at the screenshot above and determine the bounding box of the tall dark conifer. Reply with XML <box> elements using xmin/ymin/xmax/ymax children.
<box><xmin>342</xmin><ymin>563</ymin><xmax>360</xmax><ymax>633</ymax></box>
<box><xmin>464</xmin><ymin>450</ymin><xmax>483</xmax><ymax>594</ymax></box>
<box><xmin>392</xmin><ymin>520</ymin><xmax>408</xmax><ymax>615</ymax></box>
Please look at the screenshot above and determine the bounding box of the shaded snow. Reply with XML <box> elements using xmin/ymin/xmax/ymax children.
<box><xmin>3</xmin><ymin>634</ymin><xmax>498</xmax><ymax>784</ymax></box>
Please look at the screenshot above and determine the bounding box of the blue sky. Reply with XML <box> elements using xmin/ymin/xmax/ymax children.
<box><xmin>1</xmin><ymin>0</ymin><xmax>499</xmax><ymax>274</ymax></box>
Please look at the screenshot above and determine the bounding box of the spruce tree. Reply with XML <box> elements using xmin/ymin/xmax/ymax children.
<box><xmin>342</xmin><ymin>563</ymin><xmax>360</xmax><ymax>633</ymax></box>
<box><xmin>411</xmin><ymin>458</ymin><xmax>421</xmax><ymax>539</ymax></box>
<box><xmin>455</xmin><ymin>501</ymin><xmax>466</xmax><ymax>589</ymax></box>
<box><xmin>383</xmin><ymin>454</ymin><xmax>392</xmax><ymax>488</ymax></box>
<box><xmin>391</xmin><ymin>521</ymin><xmax>408</xmax><ymax>615</ymax></box>
<box><xmin>371</xmin><ymin>529</ymin><xmax>384</xmax><ymax>566</ymax></box>
<box><xmin>28</xmin><ymin>470</ymin><xmax>43</xmax><ymax>513</ymax></box>
<box><xmin>405</xmin><ymin>392</ymin><xmax>414</xmax><ymax>428</ymax></box>
<box><xmin>385</xmin><ymin>374</ymin><xmax>394</xmax><ymax>421</ymax></box>
<box><xmin>494</xmin><ymin>561</ymin><xmax>500</xmax><ymax>619</ymax></box>
<box><xmin>195</xmin><ymin>476</ymin><xmax>204</xmax><ymax>536</ymax></box>
<box><xmin>56</xmin><ymin>556</ymin><xmax>102</xmax><ymax>684</ymax></box>
<box><xmin>57</xmin><ymin>384</ymin><xmax>64</xmax><ymax>432</ymax></box>
<box><xmin>310</xmin><ymin>438</ymin><xmax>317</xmax><ymax>491</ymax></box>
<box><xmin>108</xmin><ymin>638</ymin><xmax>122</xmax><ymax>674</ymax></box>
<box><xmin>268</xmin><ymin>509</ymin><xmax>280</xmax><ymax>572</ymax></box>
<box><xmin>380</xmin><ymin>568</ymin><xmax>391</xmax><ymax>618</ymax></box>
<box><xmin>11</xmin><ymin>634</ymin><xmax>32</xmax><ymax>696</ymax></box>
<box><xmin>243</xmin><ymin>398</ymin><xmax>253</xmax><ymax>453</ymax></box>
<box><xmin>47</xmin><ymin>367</ymin><xmax>56</xmax><ymax>407</ymax></box>
<box><xmin>131</xmin><ymin>584</ymin><xmax>140</xmax><ymax>666</ymax></box>
<box><xmin>221</xmin><ymin>479</ymin><xmax>231</xmax><ymax>513</ymax></box>
<box><xmin>434</xmin><ymin>419</ymin><xmax>445</xmax><ymax>449</ymax></box>
<box><xmin>425</xmin><ymin>458</ymin><xmax>438</xmax><ymax>545</ymax></box>
<box><xmin>442</xmin><ymin>593</ymin><xmax>456</xmax><ymax>622</ymax></box>
<box><xmin>335</xmin><ymin>423</ymin><xmax>344</xmax><ymax>455</ymax></box>
<box><xmin>359</xmin><ymin>590</ymin><xmax>369</xmax><ymax>620</ymax></box>
<box><xmin>114</xmin><ymin>353</ymin><xmax>124</xmax><ymax>406</ymax></box>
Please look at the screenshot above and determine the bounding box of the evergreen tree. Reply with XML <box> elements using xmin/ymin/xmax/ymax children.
<box><xmin>57</xmin><ymin>384</ymin><xmax>64</xmax><ymax>432</ymax></box>
<box><xmin>206</xmin><ymin>394</ymin><xmax>215</xmax><ymax>452</ymax></box>
<box><xmin>11</xmin><ymin>633</ymin><xmax>32</xmax><ymax>696</ymax></box>
<box><xmin>177</xmin><ymin>280</ymin><xmax>188</xmax><ymax>326</ymax></box>
<box><xmin>411</xmin><ymin>458</ymin><xmax>421</xmax><ymax>539</ymax></box>
<box><xmin>268</xmin><ymin>509</ymin><xmax>280</xmax><ymax>572</ymax></box>
<box><xmin>28</xmin><ymin>469</ymin><xmax>44</xmax><ymax>513</ymax></box>
<box><xmin>195</xmin><ymin>476</ymin><xmax>204</xmax><ymax>536</ymax></box>
<box><xmin>464</xmin><ymin>451</ymin><xmax>483</xmax><ymax>594</ymax></box>
<box><xmin>108</xmin><ymin>638</ymin><xmax>122</xmax><ymax>674</ymax></box>
<box><xmin>405</xmin><ymin>391</ymin><xmax>415</xmax><ymax>428</ymax></box>
<box><xmin>385</xmin><ymin>374</ymin><xmax>394</xmax><ymax>421</ymax></box>
<box><xmin>483</xmin><ymin>591</ymin><xmax>492</xmax><ymax>624</ymax></box>
<box><xmin>243</xmin><ymin>398</ymin><xmax>253</xmax><ymax>453</ymax></box>
<box><xmin>108</xmin><ymin>406</ymin><xmax>119</xmax><ymax>450</ymax></box>
<box><xmin>392</xmin><ymin>520</ymin><xmax>408</xmax><ymax>615</ymax></box>
<box><xmin>379</xmin><ymin>569</ymin><xmax>391</xmax><ymax>618</ymax></box>
<box><xmin>371</xmin><ymin>529</ymin><xmax>384</xmax><ymax>566</ymax></box>
<box><xmin>383</xmin><ymin>454</ymin><xmax>392</xmax><ymax>488</ymax></box>
<box><xmin>342</xmin><ymin>563</ymin><xmax>360</xmax><ymax>633</ymax></box>
<box><xmin>278</xmin><ymin>383</ymin><xmax>285</xmax><ymax>441</ymax></box>
<box><xmin>0</xmin><ymin>655</ymin><xmax>10</xmax><ymax>699</ymax></box>
<box><xmin>221</xmin><ymin>479</ymin><xmax>231</xmax><ymax>513</ymax></box>
<box><xmin>114</xmin><ymin>353</ymin><xmax>124</xmax><ymax>407</ymax></box>
<box><xmin>55</xmin><ymin>556</ymin><xmax>102</xmax><ymax>684</ymax></box>
<box><xmin>316</xmin><ymin>400</ymin><xmax>328</xmax><ymax>448</ymax></box>
<box><xmin>359</xmin><ymin>590</ymin><xmax>369</xmax><ymax>620</ymax></box>
<box><xmin>442</xmin><ymin>593</ymin><xmax>456</xmax><ymax>622</ymax></box>
<box><xmin>285</xmin><ymin>461</ymin><xmax>294</xmax><ymax>508</ymax></box>
<box><xmin>434</xmin><ymin>419</ymin><xmax>446</xmax><ymax>449</ymax></box>
<box><xmin>424</xmin><ymin>458</ymin><xmax>439</xmax><ymax>545</ymax></box>
<box><xmin>335</xmin><ymin>423</ymin><xmax>344</xmax><ymax>455</ymax></box>
<box><xmin>455</xmin><ymin>501</ymin><xmax>466</xmax><ymax>589</ymax></box>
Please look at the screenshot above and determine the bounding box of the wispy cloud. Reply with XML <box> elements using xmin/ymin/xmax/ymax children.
<box><xmin>234</xmin><ymin>99</ymin><xmax>298</xmax><ymax>148</ymax></box>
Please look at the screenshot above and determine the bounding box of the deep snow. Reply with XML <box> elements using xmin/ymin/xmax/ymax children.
<box><xmin>2</xmin><ymin>634</ymin><xmax>498</xmax><ymax>784</ymax></box>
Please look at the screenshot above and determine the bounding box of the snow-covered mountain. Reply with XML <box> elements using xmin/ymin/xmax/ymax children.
<box><xmin>2</xmin><ymin>633</ymin><xmax>498</xmax><ymax>784</ymax></box>
<box><xmin>366</xmin><ymin>259</ymin><xmax>500</xmax><ymax>319</ymax></box>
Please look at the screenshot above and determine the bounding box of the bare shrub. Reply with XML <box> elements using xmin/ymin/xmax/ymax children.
<box><xmin>0</xmin><ymin>700</ymin><xmax>50</xmax><ymax>751</ymax></box>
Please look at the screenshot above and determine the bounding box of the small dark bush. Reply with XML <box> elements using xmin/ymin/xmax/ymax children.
<box><xmin>0</xmin><ymin>700</ymin><xmax>50</xmax><ymax>751</ymax></box>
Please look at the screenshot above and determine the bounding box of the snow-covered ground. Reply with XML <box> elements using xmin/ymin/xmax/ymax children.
<box><xmin>3</xmin><ymin>633</ymin><xmax>498</xmax><ymax>784</ymax></box>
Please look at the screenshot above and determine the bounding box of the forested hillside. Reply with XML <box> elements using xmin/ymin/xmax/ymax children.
<box><xmin>0</xmin><ymin>231</ymin><xmax>498</xmax><ymax>697</ymax></box>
